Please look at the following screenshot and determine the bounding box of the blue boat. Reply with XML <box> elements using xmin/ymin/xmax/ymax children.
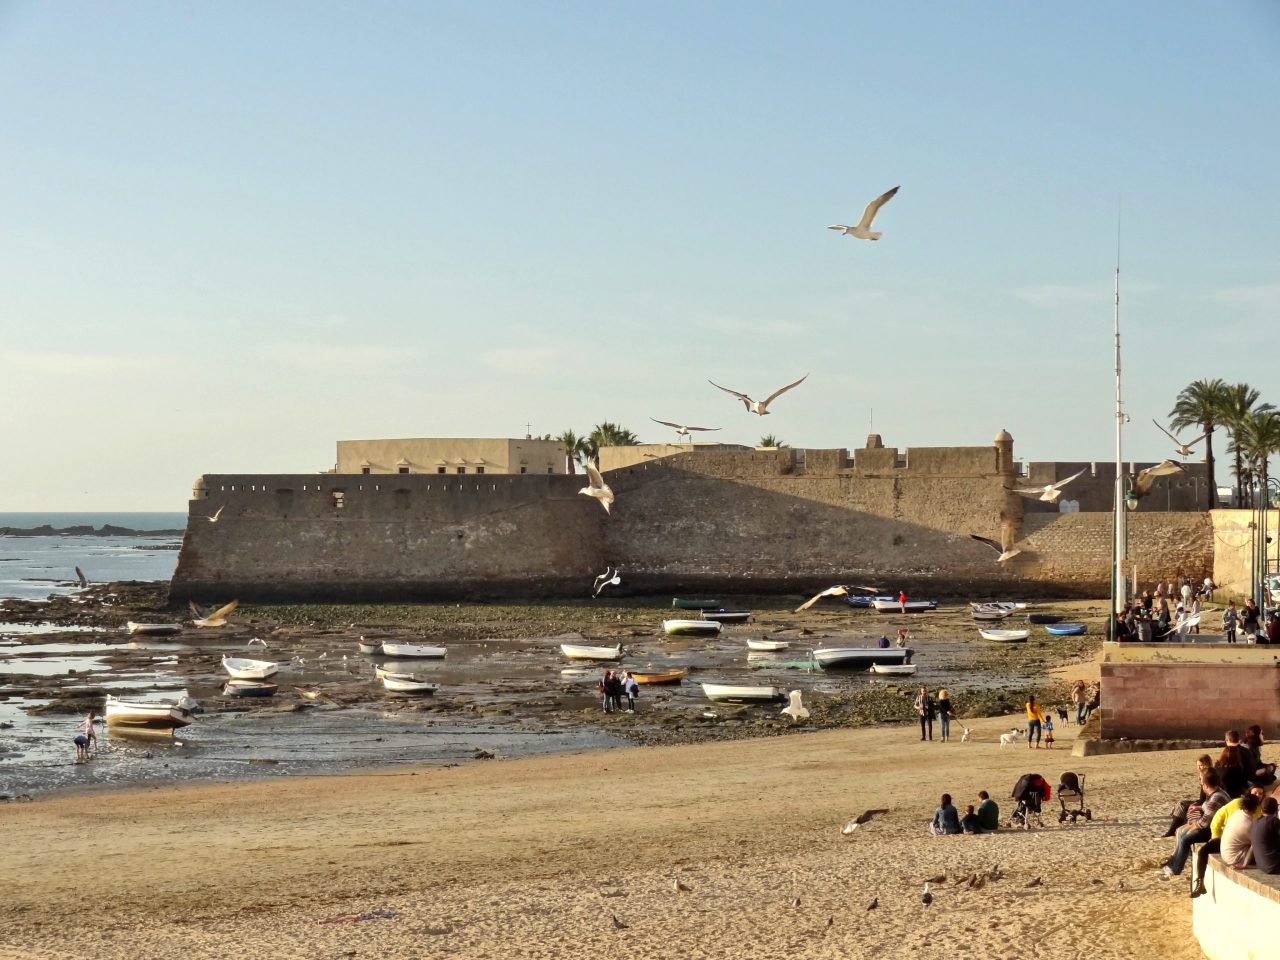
<box><xmin>844</xmin><ymin>594</ymin><xmax>897</xmax><ymax>608</ymax></box>
<box><xmin>1044</xmin><ymin>623</ymin><xmax>1087</xmax><ymax>636</ymax></box>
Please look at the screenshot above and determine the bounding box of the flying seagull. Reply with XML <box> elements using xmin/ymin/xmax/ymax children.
<box><xmin>1132</xmin><ymin>460</ymin><xmax>1186</xmax><ymax>499</ymax></box>
<box><xmin>74</xmin><ymin>566</ymin><xmax>88</xmax><ymax>588</ymax></box>
<box><xmin>781</xmin><ymin>690</ymin><xmax>809</xmax><ymax>722</ymax></box>
<box><xmin>1153</xmin><ymin>420</ymin><xmax>1208</xmax><ymax>458</ymax></box>
<box><xmin>795</xmin><ymin>584</ymin><xmax>882</xmax><ymax>612</ymax></box>
<box><xmin>921</xmin><ymin>883</ymin><xmax>933</xmax><ymax>906</ymax></box>
<box><xmin>649</xmin><ymin>418</ymin><xmax>722</xmax><ymax>441</ymax></box>
<box><xmin>841</xmin><ymin>808</ymin><xmax>889</xmax><ymax>834</ymax></box>
<box><xmin>828</xmin><ymin>186</ymin><xmax>900</xmax><ymax>241</ymax></box>
<box><xmin>968</xmin><ymin>531</ymin><xmax>1022</xmax><ymax>564</ymax></box>
<box><xmin>593</xmin><ymin>566</ymin><xmax>621</xmax><ymax>597</ymax></box>
<box><xmin>1014</xmin><ymin>467</ymin><xmax>1088</xmax><ymax>503</ymax></box>
<box><xmin>205</xmin><ymin>505</ymin><xmax>225</xmax><ymax>523</ymax></box>
<box><xmin>192</xmin><ymin>599</ymin><xmax>239</xmax><ymax>628</ymax></box>
<box><xmin>708</xmin><ymin>374</ymin><xmax>808</xmax><ymax>416</ymax></box>
<box><xmin>579</xmin><ymin>462</ymin><xmax>614</xmax><ymax>515</ymax></box>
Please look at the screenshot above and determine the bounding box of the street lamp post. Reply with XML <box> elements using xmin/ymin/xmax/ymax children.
<box><xmin>1258</xmin><ymin>478</ymin><xmax>1280</xmax><ymax>617</ymax></box>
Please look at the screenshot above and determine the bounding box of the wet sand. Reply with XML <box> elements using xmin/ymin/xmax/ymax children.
<box><xmin>0</xmin><ymin>712</ymin><xmax>1205</xmax><ymax>960</ymax></box>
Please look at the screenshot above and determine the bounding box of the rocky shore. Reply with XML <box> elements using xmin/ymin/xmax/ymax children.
<box><xmin>0</xmin><ymin>524</ymin><xmax>184</xmax><ymax>537</ymax></box>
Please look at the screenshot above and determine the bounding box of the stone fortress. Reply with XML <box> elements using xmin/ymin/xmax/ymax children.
<box><xmin>170</xmin><ymin>431</ymin><xmax>1215</xmax><ymax>601</ymax></box>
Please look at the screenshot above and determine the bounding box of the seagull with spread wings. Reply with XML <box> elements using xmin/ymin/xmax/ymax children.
<box><xmin>1152</xmin><ymin>419</ymin><xmax>1209</xmax><ymax>458</ymax></box>
<box><xmin>794</xmin><ymin>584</ymin><xmax>881</xmax><ymax>613</ymax></box>
<box><xmin>828</xmin><ymin>186</ymin><xmax>900</xmax><ymax>240</ymax></box>
<box><xmin>593</xmin><ymin>566</ymin><xmax>621</xmax><ymax>597</ymax></box>
<box><xmin>205</xmin><ymin>505</ymin><xmax>225</xmax><ymax>523</ymax></box>
<box><xmin>841</xmin><ymin>808</ymin><xmax>889</xmax><ymax>834</ymax></box>
<box><xmin>192</xmin><ymin>599</ymin><xmax>239</xmax><ymax>628</ymax></box>
<box><xmin>74</xmin><ymin>566</ymin><xmax>88</xmax><ymax>588</ymax></box>
<box><xmin>1131</xmin><ymin>460</ymin><xmax>1186</xmax><ymax>499</ymax></box>
<box><xmin>649</xmin><ymin>418</ymin><xmax>721</xmax><ymax>441</ymax></box>
<box><xmin>579</xmin><ymin>462</ymin><xmax>614</xmax><ymax>515</ymax></box>
<box><xmin>1014</xmin><ymin>467</ymin><xmax>1088</xmax><ymax>503</ymax></box>
<box><xmin>708</xmin><ymin>374</ymin><xmax>808</xmax><ymax>416</ymax></box>
<box><xmin>968</xmin><ymin>530</ymin><xmax>1022</xmax><ymax>564</ymax></box>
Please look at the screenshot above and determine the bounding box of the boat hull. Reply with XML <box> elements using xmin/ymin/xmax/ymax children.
<box><xmin>869</xmin><ymin>663</ymin><xmax>918</xmax><ymax>676</ymax></box>
<box><xmin>871</xmin><ymin>600</ymin><xmax>937</xmax><ymax>613</ymax></box>
<box><xmin>979</xmin><ymin>629</ymin><xmax>1030</xmax><ymax>642</ymax></box>
<box><xmin>126</xmin><ymin>622</ymin><xmax>182</xmax><ymax>636</ymax></box>
<box><xmin>1045</xmin><ymin>624</ymin><xmax>1087</xmax><ymax>636</ymax></box>
<box><xmin>814</xmin><ymin>647</ymin><xmax>914</xmax><ymax>669</ymax></box>
<box><xmin>222</xmin><ymin>656</ymin><xmax>279</xmax><ymax>680</ymax></box>
<box><xmin>380</xmin><ymin>643</ymin><xmax>446</xmax><ymax>658</ymax></box>
<box><xmin>700</xmin><ymin>611</ymin><xmax>752</xmax><ymax>624</ymax></box>
<box><xmin>223</xmin><ymin>680</ymin><xmax>278</xmax><ymax>697</ymax></box>
<box><xmin>560</xmin><ymin>643</ymin><xmax>623</xmax><ymax>661</ymax></box>
<box><xmin>701</xmin><ymin>682</ymin><xmax>783</xmax><ymax>704</ymax></box>
<box><xmin>631</xmin><ymin>668</ymin><xmax>687</xmax><ymax>685</ymax></box>
<box><xmin>381</xmin><ymin>676</ymin><xmax>439</xmax><ymax>694</ymax></box>
<box><xmin>663</xmin><ymin>620</ymin><xmax>722</xmax><ymax>637</ymax></box>
<box><xmin>104</xmin><ymin>695</ymin><xmax>194</xmax><ymax>731</ymax></box>
<box><xmin>844</xmin><ymin>594</ymin><xmax>896</xmax><ymax>608</ymax></box>
<box><xmin>672</xmin><ymin>599</ymin><xmax>720</xmax><ymax>610</ymax></box>
<box><xmin>747</xmin><ymin>639</ymin><xmax>790</xmax><ymax>652</ymax></box>
<box><xmin>356</xmin><ymin>640</ymin><xmax>383</xmax><ymax>655</ymax></box>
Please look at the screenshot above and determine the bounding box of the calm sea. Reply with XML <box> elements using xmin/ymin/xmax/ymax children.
<box><xmin>0</xmin><ymin>512</ymin><xmax>186</xmax><ymax>601</ymax></box>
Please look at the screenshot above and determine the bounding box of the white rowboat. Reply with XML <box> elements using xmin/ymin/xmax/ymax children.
<box><xmin>970</xmin><ymin>601</ymin><xmax>1027</xmax><ymax>611</ymax></box>
<box><xmin>747</xmin><ymin>638</ymin><xmax>790</xmax><ymax>652</ymax></box>
<box><xmin>871</xmin><ymin>599</ymin><xmax>937</xmax><ymax>613</ymax></box>
<box><xmin>663</xmin><ymin>619</ymin><xmax>722</xmax><ymax>637</ymax></box>
<box><xmin>869</xmin><ymin>663</ymin><xmax>918</xmax><ymax>676</ymax></box>
<box><xmin>701</xmin><ymin>682</ymin><xmax>784</xmax><ymax>704</ymax></box>
<box><xmin>560</xmin><ymin>643</ymin><xmax>623</xmax><ymax>661</ymax></box>
<box><xmin>356</xmin><ymin>638</ymin><xmax>383</xmax><ymax>655</ymax></box>
<box><xmin>380</xmin><ymin>643</ymin><xmax>446</xmax><ymax>658</ymax></box>
<box><xmin>813</xmin><ymin>647</ymin><xmax>913</xmax><ymax>669</ymax></box>
<box><xmin>979</xmin><ymin>628</ymin><xmax>1030</xmax><ymax>642</ymax></box>
<box><xmin>381</xmin><ymin>675</ymin><xmax>440</xmax><ymax>694</ymax></box>
<box><xmin>221</xmin><ymin>655</ymin><xmax>278</xmax><ymax>680</ymax></box>
<box><xmin>971</xmin><ymin>609</ymin><xmax>1011</xmax><ymax>622</ymax></box>
<box><xmin>104</xmin><ymin>694</ymin><xmax>195</xmax><ymax>731</ymax></box>
<box><xmin>126</xmin><ymin>622</ymin><xmax>182</xmax><ymax>636</ymax></box>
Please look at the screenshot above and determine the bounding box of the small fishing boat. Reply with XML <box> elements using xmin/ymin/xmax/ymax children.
<box><xmin>293</xmin><ymin>684</ymin><xmax>324</xmax><ymax>700</ymax></box>
<box><xmin>381</xmin><ymin>675</ymin><xmax>439</xmax><ymax>694</ymax></box>
<box><xmin>700</xmin><ymin>610</ymin><xmax>752</xmax><ymax>624</ymax></box>
<box><xmin>356</xmin><ymin>637</ymin><xmax>383</xmax><ymax>655</ymax></box>
<box><xmin>560</xmin><ymin>642</ymin><xmax>623</xmax><ymax>661</ymax></box>
<box><xmin>223</xmin><ymin>679</ymin><xmax>279</xmax><ymax>697</ymax></box>
<box><xmin>970</xmin><ymin>601</ymin><xmax>1027</xmax><ymax>612</ymax></box>
<box><xmin>814</xmin><ymin>647</ymin><xmax>913</xmax><ymax>669</ymax></box>
<box><xmin>104</xmin><ymin>695</ymin><xmax>195</xmax><ymax>732</ymax></box>
<box><xmin>1028</xmin><ymin>614</ymin><xmax>1066</xmax><ymax>625</ymax></box>
<box><xmin>701</xmin><ymin>682</ymin><xmax>784</xmax><ymax>704</ymax></box>
<box><xmin>663</xmin><ymin>619</ymin><xmax>722</xmax><ymax>637</ymax></box>
<box><xmin>559</xmin><ymin>667</ymin><xmax>592</xmax><ymax>678</ymax></box>
<box><xmin>222</xmin><ymin>655</ymin><xmax>279</xmax><ymax>680</ymax></box>
<box><xmin>1045</xmin><ymin>623</ymin><xmax>1087</xmax><ymax>636</ymax></box>
<box><xmin>747</xmin><ymin>638</ymin><xmax>790</xmax><ymax>652</ymax></box>
<box><xmin>971</xmin><ymin>608</ymin><xmax>1012</xmax><ymax>622</ymax></box>
<box><xmin>126</xmin><ymin>622</ymin><xmax>182</xmax><ymax>636</ymax></box>
<box><xmin>631</xmin><ymin>667</ymin><xmax>687</xmax><ymax>685</ymax></box>
<box><xmin>869</xmin><ymin>662</ymin><xmax>918</xmax><ymax>676</ymax></box>
<box><xmin>871</xmin><ymin>599</ymin><xmax>937</xmax><ymax>613</ymax></box>
<box><xmin>844</xmin><ymin>594</ymin><xmax>897</xmax><ymax>608</ymax></box>
<box><xmin>380</xmin><ymin>642</ymin><xmax>446</xmax><ymax>658</ymax></box>
<box><xmin>979</xmin><ymin>628</ymin><xmax>1030</xmax><ymax>643</ymax></box>
<box><xmin>672</xmin><ymin>598</ymin><xmax>721</xmax><ymax>610</ymax></box>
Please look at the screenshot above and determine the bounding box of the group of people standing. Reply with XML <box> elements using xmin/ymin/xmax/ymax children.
<box><xmin>913</xmin><ymin>687</ymin><xmax>956</xmax><ymax>742</ymax></box>
<box><xmin>598</xmin><ymin>670</ymin><xmax>639</xmax><ymax>714</ymax></box>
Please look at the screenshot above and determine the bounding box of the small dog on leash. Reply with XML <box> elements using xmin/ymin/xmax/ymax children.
<box><xmin>960</xmin><ymin>727</ymin><xmax>971</xmax><ymax>742</ymax></box>
<box><xmin>1056</xmin><ymin>707</ymin><xmax>1069</xmax><ymax>722</ymax></box>
<box><xmin>999</xmin><ymin>729</ymin><xmax>1025</xmax><ymax>748</ymax></box>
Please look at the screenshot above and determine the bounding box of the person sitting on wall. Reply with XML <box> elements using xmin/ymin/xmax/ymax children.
<box><xmin>1250</xmin><ymin>797</ymin><xmax>1280</xmax><ymax>874</ymax></box>
<box><xmin>1161</xmin><ymin>768</ymin><xmax>1229</xmax><ymax>882</ymax></box>
<box><xmin>1161</xmin><ymin>754</ymin><xmax>1215</xmax><ymax>838</ymax></box>
<box><xmin>1217</xmin><ymin>735</ymin><xmax>1252</xmax><ymax>799</ymax></box>
<box><xmin>1112</xmin><ymin>613</ymin><xmax>1132</xmax><ymax>642</ymax></box>
<box><xmin>1191</xmin><ymin>785</ymin><xmax>1267</xmax><ymax>897</ymax></box>
<box><xmin>1243</xmin><ymin>725</ymin><xmax>1278</xmax><ymax>787</ymax></box>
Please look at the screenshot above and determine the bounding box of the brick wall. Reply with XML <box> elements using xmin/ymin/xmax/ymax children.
<box><xmin>1101</xmin><ymin>659</ymin><xmax>1280</xmax><ymax>739</ymax></box>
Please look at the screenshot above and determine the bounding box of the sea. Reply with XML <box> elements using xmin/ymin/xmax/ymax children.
<box><xmin>0</xmin><ymin>512</ymin><xmax>186</xmax><ymax>601</ymax></box>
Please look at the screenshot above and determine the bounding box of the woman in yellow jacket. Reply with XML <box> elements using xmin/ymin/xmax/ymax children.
<box><xmin>1025</xmin><ymin>695</ymin><xmax>1046</xmax><ymax>749</ymax></box>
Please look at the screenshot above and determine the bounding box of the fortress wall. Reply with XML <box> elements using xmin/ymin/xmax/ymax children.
<box><xmin>1021</xmin><ymin>461</ymin><xmax>1210</xmax><ymax>513</ymax></box>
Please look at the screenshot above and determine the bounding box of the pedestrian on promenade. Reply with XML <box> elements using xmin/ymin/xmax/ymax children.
<box><xmin>1224</xmin><ymin>600</ymin><xmax>1239</xmax><ymax>644</ymax></box>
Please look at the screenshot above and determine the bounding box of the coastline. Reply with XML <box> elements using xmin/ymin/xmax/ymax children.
<box><xmin>1</xmin><ymin>713</ymin><xmax>1204</xmax><ymax>960</ymax></box>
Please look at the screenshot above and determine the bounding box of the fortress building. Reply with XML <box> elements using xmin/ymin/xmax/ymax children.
<box><xmin>170</xmin><ymin>431</ymin><xmax>1214</xmax><ymax>602</ymax></box>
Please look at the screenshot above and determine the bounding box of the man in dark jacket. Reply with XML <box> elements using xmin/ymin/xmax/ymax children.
<box><xmin>1251</xmin><ymin>798</ymin><xmax>1280</xmax><ymax>873</ymax></box>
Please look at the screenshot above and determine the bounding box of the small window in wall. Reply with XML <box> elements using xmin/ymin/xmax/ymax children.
<box><xmin>476</xmin><ymin>467</ymin><xmax>485</xmax><ymax>475</ymax></box>
<box><xmin>437</xmin><ymin>467</ymin><xmax>446</xmax><ymax>474</ymax></box>
<box><xmin>546</xmin><ymin>467</ymin><xmax>553</xmax><ymax>474</ymax></box>
<box><xmin>398</xmin><ymin>467</ymin><xmax>409</xmax><ymax>474</ymax></box>
<box><xmin>456</xmin><ymin>467</ymin><xmax>466</xmax><ymax>474</ymax></box>
<box><xmin>520</xmin><ymin>467</ymin><xmax>527</xmax><ymax>474</ymax></box>
<box><xmin>331</xmin><ymin>491</ymin><xmax>345</xmax><ymax>510</ymax></box>
<box><xmin>361</xmin><ymin>467</ymin><xmax>370</xmax><ymax>475</ymax></box>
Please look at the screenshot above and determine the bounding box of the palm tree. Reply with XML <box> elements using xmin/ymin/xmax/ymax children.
<box><xmin>555</xmin><ymin>430</ymin><xmax>591</xmax><ymax>475</ymax></box>
<box><xmin>1170</xmin><ymin>378</ymin><xmax>1229</xmax><ymax>510</ymax></box>
<box><xmin>1239</xmin><ymin>409</ymin><xmax>1280</xmax><ymax>507</ymax></box>
<box><xmin>586</xmin><ymin>422</ymin><xmax>639</xmax><ymax>461</ymax></box>
<box><xmin>1218</xmin><ymin>383</ymin><xmax>1273</xmax><ymax>506</ymax></box>
<box><xmin>758</xmin><ymin>434</ymin><xmax>786</xmax><ymax>448</ymax></box>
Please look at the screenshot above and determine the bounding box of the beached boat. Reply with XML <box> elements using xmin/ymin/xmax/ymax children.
<box><xmin>559</xmin><ymin>667</ymin><xmax>592</xmax><ymax>678</ymax></box>
<box><xmin>813</xmin><ymin>647</ymin><xmax>914</xmax><ymax>669</ymax></box>
<box><xmin>223</xmin><ymin>679</ymin><xmax>279</xmax><ymax>697</ymax></box>
<box><xmin>1045</xmin><ymin>623</ymin><xmax>1087</xmax><ymax>636</ymax></box>
<box><xmin>663</xmin><ymin>619</ymin><xmax>722</xmax><ymax>637</ymax></box>
<box><xmin>631</xmin><ymin>667</ymin><xmax>687</xmax><ymax>685</ymax></box>
<box><xmin>381</xmin><ymin>675</ymin><xmax>439</xmax><ymax>694</ymax></box>
<box><xmin>869</xmin><ymin>662</ymin><xmax>918</xmax><ymax>676</ymax></box>
<box><xmin>356</xmin><ymin>637</ymin><xmax>383</xmax><ymax>655</ymax></box>
<box><xmin>379</xmin><ymin>642</ymin><xmax>446</xmax><ymax>658</ymax></box>
<box><xmin>104</xmin><ymin>695</ymin><xmax>195</xmax><ymax>732</ymax></box>
<box><xmin>701</xmin><ymin>682</ymin><xmax>784</xmax><ymax>704</ymax></box>
<box><xmin>293</xmin><ymin>684</ymin><xmax>324</xmax><ymax>701</ymax></box>
<box><xmin>970</xmin><ymin>601</ymin><xmax>1027</xmax><ymax>612</ymax></box>
<box><xmin>126</xmin><ymin>622</ymin><xmax>182</xmax><ymax>636</ymax></box>
<box><xmin>871</xmin><ymin>599</ymin><xmax>937</xmax><ymax>613</ymax></box>
<box><xmin>560</xmin><ymin>642</ymin><xmax>623</xmax><ymax>661</ymax></box>
<box><xmin>844</xmin><ymin>594</ymin><xmax>897</xmax><ymax>608</ymax></box>
<box><xmin>672</xmin><ymin>598</ymin><xmax>720</xmax><ymax>610</ymax></box>
<box><xmin>747</xmin><ymin>638</ymin><xmax>790</xmax><ymax>652</ymax></box>
<box><xmin>979</xmin><ymin>628</ymin><xmax>1030</xmax><ymax>643</ymax></box>
<box><xmin>700</xmin><ymin>610</ymin><xmax>752</xmax><ymax>624</ymax></box>
<box><xmin>1028</xmin><ymin>614</ymin><xmax>1066</xmax><ymax>625</ymax></box>
<box><xmin>221</xmin><ymin>655</ymin><xmax>279</xmax><ymax>680</ymax></box>
<box><xmin>971</xmin><ymin>608</ymin><xmax>1012</xmax><ymax>622</ymax></box>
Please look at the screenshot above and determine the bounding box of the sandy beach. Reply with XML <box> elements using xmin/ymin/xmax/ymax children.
<box><xmin>1</xmin><ymin>712</ymin><xmax>1205</xmax><ymax>960</ymax></box>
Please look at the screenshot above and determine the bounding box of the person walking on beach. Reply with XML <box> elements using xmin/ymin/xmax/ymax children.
<box><xmin>914</xmin><ymin>686</ymin><xmax>935</xmax><ymax>741</ymax></box>
<box><xmin>622</xmin><ymin>671</ymin><xmax>639</xmax><ymax>713</ymax></box>
<box><xmin>936</xmin><ymin>689</ymin><xmax>954</xmax><ymax>742</ymax></box>
<box><xmin>1071</xmin><ymin>680</ymin><xmax>1088</xmax><ymax>725</ymax></box>
<box><xmin>1223</xmin><ymin>600</ymin><xmax>1239</xmax><ymax>644</ymax></box>
<box><xmin>1025</xmin><ymin>695</ymin><xmax>1045</xmax><ymax>749</ymax></box>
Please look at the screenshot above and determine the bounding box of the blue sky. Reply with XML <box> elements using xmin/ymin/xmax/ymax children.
<box><xmin>2</xmin><ymin>2</ymin><xmax>1278</xmax><ymax>509</ymax></box>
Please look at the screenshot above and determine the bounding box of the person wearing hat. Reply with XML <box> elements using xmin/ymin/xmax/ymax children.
<box><xmin>936</xmin><ymin>689</ymin><xmax>954</xmax><ymax>742</ymax></box>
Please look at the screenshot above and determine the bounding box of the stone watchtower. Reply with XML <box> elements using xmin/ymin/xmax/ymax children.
<box><xmin>994</xmin><ymin>429</ymin><xmax>1024</xmax><ymax>546</ymax></box>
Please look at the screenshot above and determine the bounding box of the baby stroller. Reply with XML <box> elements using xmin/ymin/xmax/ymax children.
<box><xmin>1057</xmin><ymin>771</ymin><xmax>1092</xmax><ymax>824</ymax></box>
<box><xmin>1010</xmin><ymin>773</ymin><xmax>1051</xmax><ymax>829</ymax></box>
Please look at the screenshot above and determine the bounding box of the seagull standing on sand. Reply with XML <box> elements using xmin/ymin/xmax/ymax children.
<box><xmin>1153</xmin><ymin>420</ymin><xmax>1209</xmax><ymax>458</ymax></box>
<box><xmin>921</xmin><ymin>883</ymin><xmax>933</xmax><ymax>906</ymax></box>
<box><xmin>708</xmin><ymin>375</ymin><xmax>808</xmax><ymax>416</ymax></box>
<box><xmin>781</xmin><ymin>690</ymin><xmax>809</xmax><ymax>722</ymax></box>
<box><xmin>649</xmin><ymin>418</ymin><xmax>722</xmax><ymax>441</ymax></box>
<box><xmin>828</xmin><ymin>186</ymin><xmax>900</xmax><ymax>240</ymax></box>
<box><xmin>579</xmin><ymin>462</ymin><xmax>614</xmax><ymax>515</ymax></box>
<box><xmin>1014</xmin><ymin>467</ymin><xmax>1088</xmax><ymax>503</ymax></box>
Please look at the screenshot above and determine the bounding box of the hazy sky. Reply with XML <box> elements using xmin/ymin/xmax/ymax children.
<box><xmin>2</xmin><ymin>2</ymin><xmax>1279</xmax><ymax>510</ymax></box>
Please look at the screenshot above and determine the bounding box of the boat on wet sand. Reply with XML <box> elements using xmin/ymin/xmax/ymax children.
<box><xmin>222</xmin><ymin>655</ymin><xmax>278</xmax><ymax>680</ymax></box>
<box><xmin>701</xmin><ymin>682</ymin><xmax>784</xmax><ymax>704</ymax></box>
<box><xmin>631</xmin><ymin>667</ymin><xmax>687</xmax><ymax>685</ymax></box>
<box><xmin>126</xmin><ymin>622</ymin><xmax>182</xmax><ymax>636</ymax></box>
<box><xmin>379</xmin><ymin>642</ymin><xmax>446</xmax><ymax>658</ymax></box>
<box><xmin>871</xmin><ymin>599</ymin><xmax>937</xmax><ymax>613</ymax></box>
<box><xmin>672</xmin><ymin>598</ymin><xmax>721</xmax><ymax>610</ymax></box>
<box><xmin>664</xmin><ymin>619</ymin><xmax>722</xmax><ymax>637</ymax></box>
<box><xmin>104</xmin><ymin>695</ymin><xmax>195</xmax><ymax>732</ymax></box>
<box><xmin>971</xmin><ymin>608</ymin><xmax>1012</xmax><ymax>622</ymax></box>
<box><xmin>813</xmin><ymin>647</ymin><xmax>914</xmax><ymax>669</ymax></box>
<box><xmin>979</xmin><ymin>628</ymin><xmax>1030</xmax><ymax>643</ymax></box>
<box><xmin>1045</xmin><ymin>623</ymin><xmax>1087</xmax><ymax>636</ymax></box>
<box><xmin>869</xmin><ymin>662</ymin><xmax>918</xmax><ymax>676</ymax></box>
<box><xmin>747</xmin><ymin>638</ymin><xmax>790</xmax><ymax>652</ymax></box>
<box><xmin>700</xmin><ymin>610</ymin><xmax>752</xmax><ymax>624</ymax></box>
<box><xmin>223</xmin><ymin>679</ymin><xmax>279</xmax><ymax>697</ymax></box>
<box><xmin>560</xmin><ymin>643</ymin><xmax>623</xmax><ymax>661</ymax></box>
<box><xmin>381</xmin><ymin>675</ymin><xmax>439</xmax><ymax>694</ymax></box>
<box><xmin>356</xmin><ymin>637</ymin><xmax>383</xmax><ymax>655</ymax></box>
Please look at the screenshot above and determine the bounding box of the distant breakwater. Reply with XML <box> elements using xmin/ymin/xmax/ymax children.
<box><xmin>0</xmin><ymin>525</ymin><xmax>184</xmax><ymax>538</ymax></box>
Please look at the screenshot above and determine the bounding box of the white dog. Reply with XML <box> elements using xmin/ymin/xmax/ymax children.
<box><xmin>960</xmin><ymin>727</ymin><xmax>971</xmax><ymax>743</ymax></box>
<box><xmin>999</xmin><ymin>728</ymin><xmax>1024</xmax><ymax>748</ymax></box>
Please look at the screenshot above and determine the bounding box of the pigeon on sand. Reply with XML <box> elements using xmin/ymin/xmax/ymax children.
<box><xmin>708</xmin><ymin>375</ymin><xmax>808</xmax><ymax>416</ymax></box>
<box><xmin>828</xmin><ymin>186</ymin><xmax>900</xmax><ymax>240</ymax></box>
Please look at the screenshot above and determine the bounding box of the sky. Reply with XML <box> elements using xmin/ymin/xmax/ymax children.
<box><xmin>2</xmin><ymin>2</ymin><xmax>1279</xmax><ymax>510</ymax></box>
